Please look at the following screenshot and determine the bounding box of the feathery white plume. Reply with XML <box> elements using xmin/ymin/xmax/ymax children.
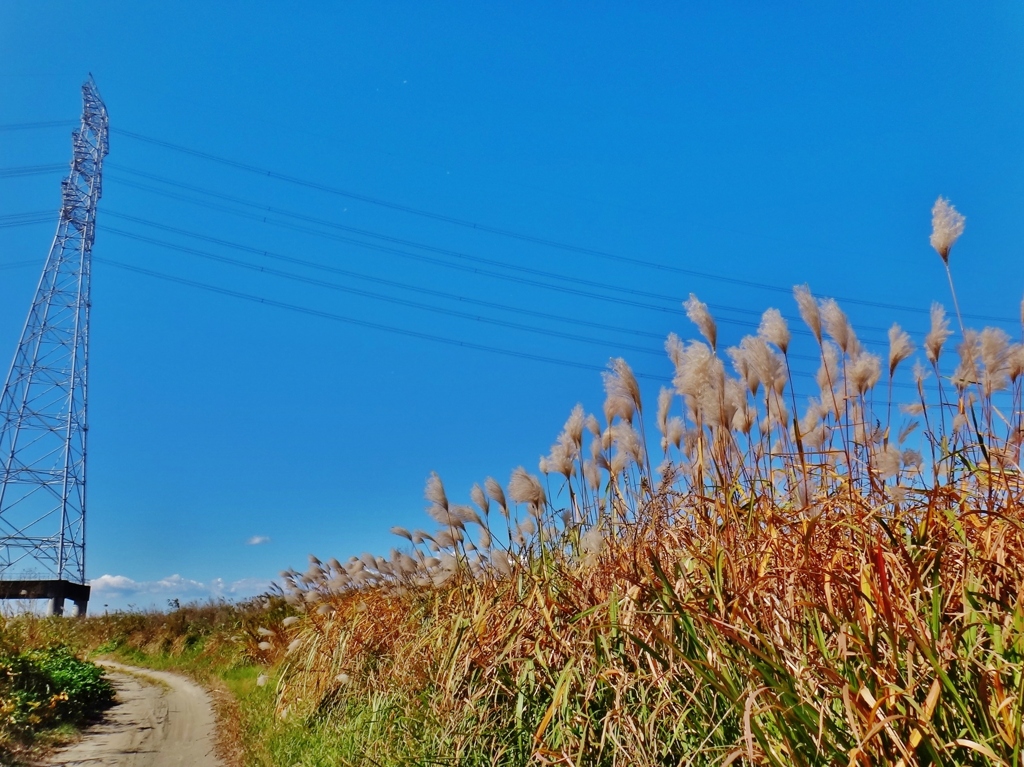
<box><xmin>470</xmin><ymin>483</ymin><xmax>489</xmax><ymax>516</ymax></box>
<box><xmin>793</xmin><ymin>284</ymin><xmax>822</xmax><ymax>343</ymax></box>
<box><xmin>684</xmin><ymin>294</ymin><xmax>718</xmax><ymax>350</ymax></box>
<box><xmin>820</xmin><ymin>298</ymin><xmax>859</xmax><ymax>356</ymax></box>
<box><xmin>602</xmin><ymin>358</ymin><xmax>640</xmax><ymax>423</ymax></box>
<box><xmin>849</xmin><ymin>352</ymin><xmax>881</xmax><ymax>396</ymax></box>
<box><xmin>485</xmin><ymin>476</ymin><xmax>507</xmax><ymax>516</ymax></box>
<box><xmin>758</xmin><ymin>308</ymin><xmax>790</xmax><ymax>354</ymax></box>
<box><xmin>887</xmin><ymin>323</ymin><xmax>914</xmax><ymax>377</ymax></box>
<box><xmin>925</xmin><ymin>303</ymin><xmax>951</xmax><ymax>365</ymax></box>
<box><xmin>389</xmin><ymin>526</ymin><xmax>412</xmax><ymax>540</ymax></box>
<box><xmin>979</xmin><ymin>327</ymin><xmax>1011</xmax><ymax>395</ymax></box>
<box><xmin>930</xmin><ymin>196</ymin><xmax>965</xmax><ymax>264</ymax></box>
<box><xmin>508</xmin><ymin>467</ymin><xmax>546</xmax><ymax>508</ymax></box>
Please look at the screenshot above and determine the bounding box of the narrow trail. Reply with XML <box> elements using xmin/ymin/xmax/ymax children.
<box><xmin>43</xmin><ymin>660</ymin><xmax>224</xmax><ymax>767</ymax></box>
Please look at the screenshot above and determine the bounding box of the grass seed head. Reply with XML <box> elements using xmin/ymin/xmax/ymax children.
<box><xmin>930</xmin><ymin>195</ymin><xmax>965</xmax><ymax>264</ymax></box>
<box><xmin>793</xmin><ymin>284</ymin><xmax>822</xmax><ymax>343</ymax></box>
<box><xmin>758</xmin><ymin>307</ymin><xmax>790</xmax><ymax>354</ymax></box>
<box><xmin>887</xmin><ymin>323</ymin><xmax>914</xmax><ymax>377</ymax></box>
<box><xmin>684</xmin><ymin>293</ymin><xmax>718</xmax><ymax>350</ymax></box>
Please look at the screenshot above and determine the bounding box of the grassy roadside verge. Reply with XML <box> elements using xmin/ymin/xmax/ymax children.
<box><xmin>68</xmin><ymin>603</ymin><xmax>428</xmax><ymax>766</ymax></box>
<box><xmin>0</xmin><ymin>615</ymin><xmax>115</xmax><ymax>765</ymax></box>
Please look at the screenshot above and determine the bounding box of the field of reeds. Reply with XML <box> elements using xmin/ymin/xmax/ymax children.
<box><xmin>243</xmin><ymin>199</ymin><xmax>1023</xmax><ymax>766</ymax></box>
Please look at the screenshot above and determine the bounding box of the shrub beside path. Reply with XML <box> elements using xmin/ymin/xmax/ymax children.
<box><xmin>44</xmin><ymin>661</ymin><xmax>223</xmax><ymax>767</ymax></box>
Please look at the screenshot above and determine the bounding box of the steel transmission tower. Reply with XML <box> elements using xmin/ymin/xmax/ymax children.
<box><xmin>0</xmin><ymin>78</ymin><xmax>108</xmax><ymax>616</ymax></box>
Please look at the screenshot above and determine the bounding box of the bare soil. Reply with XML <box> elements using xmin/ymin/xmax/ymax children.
<box><xmin>42</xmin><ymin>661</ymin><xmax>223</xmax><ymax>767</ymax></box>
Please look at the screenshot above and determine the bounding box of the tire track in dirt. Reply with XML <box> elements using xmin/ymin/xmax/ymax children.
<box><xmin>44</xmin><ymin>661</ymin><xmax>223</xmax><ymax>767</ymax></box>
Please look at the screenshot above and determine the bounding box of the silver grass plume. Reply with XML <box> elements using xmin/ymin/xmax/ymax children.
<box><xmin>1009</xmin><ymin>344</ymin><xmax>1024</xmax><ymax>383</ymax></box>
<box><xmin>817</xmin><ymin>342</ymin><xmax>843</xmax><ymax>414</ymax></box>
<box><xmin>610</xmin><ymin>421</ymin><xmax>644</xmax><ymax>467</ymax></box>
<box><xmin>820</xmin><ymin>298</ymin><xmax>860</xmax><ymax>356</ymax></box>
<box><xmin>427</xmin><ymin>504</ymin><xmax>463</xmax><ymax>529</ymax></box>
<box><xmin>666</xmin><ymin>332</ymin><xmax>685</xmax><ymax>369</ymax></box>
<box><xmin>670</xmin><ymin>339</ymin><xmax>725</xmax><ymax>426</ymax></box>
<box><xmin>758</xmin><ymin>308</ymin><xmax>790</xmax><ymax>354</ymax></box>
<box><xmin>485</xmin><ymin>476</ymin><xmax>508</xmax><ymax>517</ymax></box>
<box><xmin>424</xmin><ymin>472</ymin><xmax>449</xmax><ymax>526</ymax></box>
<box><xmin>900</xmin><ymin>402</ymin><xmax>925</xmax><ymax>416</ymax></box>
<box><xmin>541</xmin><ymin>406</ymin><xmax>585</xmax><ymax>478</ymax></box>
<box><xmin>508</xmin><ymin>467</ymin><xmax>546</xmax><ymax>509</ymax></box>
<box><xmin>450</xmin><ymin>504</ymin><xmax>483</xmax><ymax>527</ymax></box>
<box><xmin>491</xmin><ymin>550</ymin><xmax>513</xmax><ymax>576</ymax></box>
<box><xmin>684</xmin><ymin>294</ymin><xmax>718</xmax><ymax>351</ymax></box>
<box><xmin>726</xmin><ymin>378</ymin><xmax>755</xmax><ymax>434</ymax></box>
<box><xmin>887</xmin><ymin>324</ymin><xmax>914</xmax><ymax>377</ymax></box>
<box><xmin>470</xmin><ymin>483</ymin><xmax>489</xmax><ymax>516</ymax></box>
<box><xmin>602</xmin><ymin>358</ymin><xmax>640</xmax><ymax>423</ymax></box>
<box><xmin>849</xmin><ymin>352</ymin><xmax>881</xmax><ymax>396</ymax></box>
<box><xmin>798</xmin><ymin>398</ymin><xmax>829</xmax><ymax>448</ymax></box>
<box><xmin>580</xmin><ymin>526</ymin><xmax>604</xmax><ymax>567</ymax></box>
<box><xmin>741</xmin><ymin>336</ymin><xmax>786</xmax><ymax>395</ymax></box>
<box><xmin>564</xmin><ymin>404</ymin><xmax>586</xmax><ymax>448</ymax></box>
<box><xmin>389</xmin><ymin>526</ymin><xmax>413</xmax><ymax>540</ymax></box>
<box><xmin>727</xmin><ymin>344</ymin><xmax>758</xmax><ymax>395</ymax></box>
<box><xmin>762</xmin><ymin>392</ymin><xmax>789</xmax><ymax>431</ymax></box>
<box><xmin>925</xmin><ymin>303</ymin><xmax>952</xmax><ymax>365</ymax></box>
<box><xmin>979</xmin><ymin>327</ymin><xmax>1011</xmax><ymax>395</ymax></box>
<box><xmin>930</xmin><ymin>196</ymin><xmax>965</xmax><ymax>264</ymax></box>
<box><xmin>518</xmin><ymin>518</ymin><xmax>537</xmax><ymax>536</ymax></box>
<box><xmin>793</xmin><ymin>284</ymin><xmax>822</xmax><ymax>344</ymax></box>
<box><xmin>666</xmin><ymin>417</ymin><xmax>685</xmax><ymax>450</ymax></box>
<box><xmin>953</xmin><ymin>330</ymin><xmax>981</xmax><ymax>390</ymax></box>
<box><xmin>872</xmin><ymin>444</ymin><xmax>903</xmax><ymax>479</ymax></box>
<box><xmin>657</xmin><ymin>387</ymin><xmax>673</xmax><ymax>437</ymax></box>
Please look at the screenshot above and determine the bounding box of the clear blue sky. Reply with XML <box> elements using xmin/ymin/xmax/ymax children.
<box><xmin>1</xmin><ymin>4</ymin><xmax>1022</xmax><ymax>610</ymax></box>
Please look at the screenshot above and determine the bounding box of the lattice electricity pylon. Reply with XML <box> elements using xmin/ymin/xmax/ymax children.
<box><xmin>0</xmin><ymin>78</ymin><xmax>107</xmax><ymax>609</ymax></box>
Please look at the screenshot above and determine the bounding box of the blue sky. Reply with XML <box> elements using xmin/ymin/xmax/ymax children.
<box><xmin>1</xmin><ymin>4</ymin><xmax>1022</xmax><ymax>610</ymax></box>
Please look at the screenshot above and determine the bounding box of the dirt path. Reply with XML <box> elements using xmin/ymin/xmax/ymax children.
<box><xmin>44</xmin><ymin>660</ymin><xmax>224</xmax><ymax>767</ymax></box>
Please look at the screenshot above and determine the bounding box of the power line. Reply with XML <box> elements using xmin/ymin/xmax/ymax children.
<box><xmin>97</xmin><ymin>227</ymin><xmax>935</xmax><ymax>393</ymax></box>
<box><xmin>0</xmin><ymin>212</ymin><xmax>53</xmax><ymax>229</ymax></box>
<box><xmin>110</xmin><ymin>128</ymin><xmax>1014</xmax><ymax>323</ymax></box>
<box><xmin>104</xmin><ymin>173</ymin><xmax>906</xmax><ymax>344</ymax></box>
<box><xmin>104</xmin><ymin>226</ymin><xmax>668</xmax><ymax>359</ymax></box>
<box><xmin>0</xmin><ymin>164</ymin><xmax>65</xmax><ymax>178</ymax></box>
<box><xmin>104</xmin><ymin>165</ymin><xmax>1016</xmax><ymax>335</ymax></box>
<box><xmin>103</xmin><ymin>212</ymin><xmax>893</xmax><ymax>368</ymax></box>
<box><xmin>102</xmin><ymin>212</ymin><xmax>665</xmax><ymax>342</ymax></box>
<box><xmin>95</xmin><ymin>256</ymin><xmax>662</xmax><ymax>380</ymax></box>
<box><xmin>102</xmin><ymin>199</ymin><xmax>896</xmax><ymax>346</ymax></box>
<box><xmin>0</xmin><ymin>120</ymin><xmax>75</xmax><ymax>132</ymax></box>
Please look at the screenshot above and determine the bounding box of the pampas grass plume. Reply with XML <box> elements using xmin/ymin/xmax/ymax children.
<box><xmin>758</xmin><ymin>308</ymin><xmax>790</xmax><ymax>353</ymax></box>
<box><xmin>925</xmin><ymin>303</ymin><xmax>951</xmax><ymax>365</ymax></box>
<box><xmin>793</xmin><ymin>284</ymin><xmax>821</xmax><ymax>343</ymax></box>
<box><xmin>930</xmin><ymin>196</ymin><xmax>965</xmax><ymax>264</ymax></box>
<box><xmin>684</xmin><ymin>294</ymin><xmax>717</xmax><ymax>350</ymax></box>
<box><xmin>888</xmin><ymin>323</ymin><xmax>914</xmax><ymax>377</ymax></box>
<box><xmin>508</xmin><ymin>466</ymin><xmax>546</xmax><ymax>508</ymax></box>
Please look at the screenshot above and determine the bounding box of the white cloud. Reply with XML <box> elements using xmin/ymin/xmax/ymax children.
<box><xmin>89</xmin><ymin>573</ymin><xmax>272</xmax><ymax>608</ymax></box>
<box><xmin>246</xmin><ymin>535</ymin><xmax>271</xmax><ymax>546</ymax></box>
